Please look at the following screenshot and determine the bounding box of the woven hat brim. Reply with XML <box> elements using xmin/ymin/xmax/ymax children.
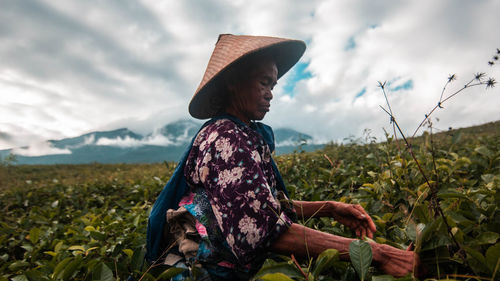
<box><xmin>189</xmin><ymin>39</ymin><xmax>306</xmax><ymax>119</ymax></box>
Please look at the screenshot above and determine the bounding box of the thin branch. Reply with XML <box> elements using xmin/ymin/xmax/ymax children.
<box><xmin>291</xmin><ymin>254</ymin><xmax>309</xmax><ymax>281</ymax></box>
<box><xmin>411</xmin><ymin>80</ymin><xmax>490</xmax><ymax>138</ymax></box>
<box><xmin>379</xmin><ymin>109</ymin><xmax>466</xmax><ymax>264</ymax></box>
<box><xmin>378</xmin><ymin>81</ymin><xmax>394</xmax><ymax>118</ymax></box>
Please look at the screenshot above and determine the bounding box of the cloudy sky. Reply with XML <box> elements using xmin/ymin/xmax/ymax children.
<box><xmin>1</xmin><ymin>0</ymin><xmax>499</xmax><ymax>152</ymax></box>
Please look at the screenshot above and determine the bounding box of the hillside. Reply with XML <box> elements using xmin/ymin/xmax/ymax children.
<box><xmin>0</xmin><ymin>120</ymin><xmax>498</xmax><ymax>280</ymax></box>
<box><xmin>0</xmin><ymin>120</ymin><xmax>321</xmax><ymax>164</ymax></box>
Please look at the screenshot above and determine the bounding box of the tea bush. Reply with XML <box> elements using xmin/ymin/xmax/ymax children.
<box><xmin>0</xmin><ymin>122</ymin><xmax>498</xmax><ymax>280</ymax></box>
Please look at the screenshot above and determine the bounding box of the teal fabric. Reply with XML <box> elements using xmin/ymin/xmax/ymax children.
<box><xmin>146</xmin><ymin>114</ymin><xmax>289</xmax><ymax>263</ymax></box>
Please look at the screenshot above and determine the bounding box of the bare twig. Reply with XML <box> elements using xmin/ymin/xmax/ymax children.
<box><xmin>412</xmin><ymin>76</ymin><xmax>495</xmax><ymax>138</ymax></box>
<box><xmin>379</xmin><ymin>107</ymin><xmax>464</xmax><ymax>255</ymax></box>
<box><xmin>291</xmin><ymin>254</ymin><xmax>309</xmax><ymax>280</ymax></box>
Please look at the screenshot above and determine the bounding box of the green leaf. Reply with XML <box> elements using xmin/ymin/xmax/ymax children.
<box><xmin>419</xmin><ymin>217</ymin><xmax>440</xmax><ymax>244</ymax></box>
<box><xmin>54</xmin><ymin>241</ymin><xmax>64</xmax><ymax>253</ymax></box>
<box><xmin>90</xmin><ymin>231</ymin><xmax>106</xmax><ymax>241</ymax></box>
<box><xmin>68</xmin><ymin>245</ymin><xmax>86</xmax><ymax>252</ymax></box>
<box><xmin>451</xmin><ymin>131</ymin><xmax>462</xmax><ymax>144</ymax></box>
<box><xmin>371</xmin><ymin>275</ymin><xmax>396</xmax><ymax>281</ymax></box>
<box><xmin>486</xmin><ymin>243</ymin><xmax>500</xmax><ymax>273</ymax></box>
<box><xmin>25</xmin><ymin>269</ymin><xmax>46</xmax><ymax>281</ymax></box>
<box><xmin>28</xmin><ymin>227</ymin><xmax>41</xmax><ymax>244</ymax></box>
<box><xmin>475</xmin><ymin>146</ymin><xmax>493</xmax><ymax>158</ymax></box>
<box><xmin>312</xmin><ymin>248</ymin><xmax>339</xmax><ymax>277</ymax></box>
<box><xmin>252</xmin><ymin>259</ymin><xmax>303</xmax><ymax>280</ymax></box>
<box><xmin>52</xmin><ymin>257</ymin><xmax>73</xmax><ymax>280</ymax></box>
<box><xmin>44</xmin><ymin>251</ymin><xmax>58</xmax><ymax>257</ymax></box>
<box><xmin>84</xmin><ymin>226</ymin><xmax>96</xmax><ymax>232</ymax></box>
<box><xmin>437</xmin><ymin>191</ymin><xmax>469</xmax><ymax>200</ymax></box>
<box><xmin>11</xmin><ymin>275</ymin><xmax>28</xmax><ymax>281</ymax></box>
<box><xmin>21</xmin><ymin>244</ymin><xmax>33</xmax><ymax>253</ymax></box>
<box><xmin>92</xmin><ymin>262</ymin><xmax>114</xmax><ymax>281</ymax></box>
<box><xmin>156</xmin><ymin>267</ymin><xmax>186</xmax><ymax>280</ymax></box>
<box><xmin>131</xmin><ymin>246</ymin><xmax>146</xmax><ymax>272</ymax></box>
<box><xmin>0</xmin><ymin>253</ymin><xmax>8</xmax><ymax>261</ymax></box>
<box><xmin>258</xmin><ymin>273</ymin><xmax>295</xmax><ymax>281</ymax></box>
<box><xmin>62</xmin><ymin>256</ymin><xmax>82</xmax><ymax>280</ymax></box>
<box><xmin>8</xmin><ymin>261</ymin><xmax>30</xmax><ymax>271</ymax></box>
<box><xmin>473</xmin><ymin>232</ymin><xmax>500</xmax><ymax>246</ymax></box>
<box><xmin>122</xmin><ymin>249</ymin><xmax>133</xmax><ymax>258</ymax></box>
<box><xmin>51</xmin><ymin>200</ymin><xmax>59</xmax><ymax>208</ymax></box>
<box><xmin>464</xmin><ymin>246</ymin><xmax>486</xmax><ymax>264</ymax></box>
<box><xmin>349</xmin><ymin>240</ymin><xmax>372</xmax><ymax>281</ymax></box>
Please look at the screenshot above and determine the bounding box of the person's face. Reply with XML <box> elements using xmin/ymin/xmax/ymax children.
<box><xmin>228</xmin><ymin>60</ymin><xmax>278</xmax><ymax>123</ymax></box>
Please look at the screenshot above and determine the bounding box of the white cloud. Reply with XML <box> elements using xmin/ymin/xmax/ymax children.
<box><xmin>13</xmin><ymin>142</ymin><xmax>71</xmax><ymax>157</ymax></box>
<box><xmin>0</xmin><ymin>0</ymin><xmax>499</xmax><ymax>150</ymax></box>
<box><xmin>94</xmin><ymin>134</ymin><xmax>175</xmax><ymax>147</ymax></box>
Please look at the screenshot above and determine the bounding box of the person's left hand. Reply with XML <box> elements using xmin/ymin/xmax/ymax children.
<box><xmin>329</xmin><ymin>201</ymin><xmax>376</xmax><ymax>238</ymax></box>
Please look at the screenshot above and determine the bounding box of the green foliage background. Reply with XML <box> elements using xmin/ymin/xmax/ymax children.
<box><xmin>0</xmin><ymin>121</ymin><xmax>498</xmax><ymax>280</ymax></box>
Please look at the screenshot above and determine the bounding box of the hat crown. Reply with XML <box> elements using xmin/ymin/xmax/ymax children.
<box><xmin>195</xmin><ymin>34</ymin><xmax>292</xmax><ymax>94</ymax></box>
<box><xmin>190</xmin><ymin>34</ymin><xmax>306</xmax><ymax>119</ymax></box>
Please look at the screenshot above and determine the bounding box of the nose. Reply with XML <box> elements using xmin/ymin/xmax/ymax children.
<box><xmin>264</xmin><ymin>88</ymin><xmax>273</xmax><ymax>101</ymax></box>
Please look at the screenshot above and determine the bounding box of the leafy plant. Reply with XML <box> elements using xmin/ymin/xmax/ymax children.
<box><xmin>349</xmin><ymin>240</ymin><xmax>372</xmax><ymax>281</ymax></box>
<box><xmin>0</xmin><ymin>123</ymin><xmax>498</xmax><ymax>279</ymax></box>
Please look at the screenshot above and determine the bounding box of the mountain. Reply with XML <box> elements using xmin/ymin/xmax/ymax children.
<box><xmin>274</xmin><ymin>128</ymin><xmax>313</xmax><ymax>146</ymax></box>
<box><xmin>150</xmin><ymin>120</ymin><xmax>199</xmax><ymax>144</ymax></box>
<box><xmin>50</xmin><ymin>128</ymin><xmax>143</xmax><ymax>149</ymax></box>
<box><xmin>0</xmin><ymin>120</ymin><xmax>323</xmax><ymax>164</ymax></box>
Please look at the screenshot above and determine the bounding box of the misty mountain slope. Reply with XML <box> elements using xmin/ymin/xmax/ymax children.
<box><xmin>1</xmin><ymin>120</ymin><xmax>322</xmax><ymax>164</ymax></box>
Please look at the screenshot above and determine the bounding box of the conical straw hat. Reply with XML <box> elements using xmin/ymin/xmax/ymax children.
<box><xmin>189</xmin><ymin>34</ymin><xmax>306</xmax><ymax>119</ymax></box>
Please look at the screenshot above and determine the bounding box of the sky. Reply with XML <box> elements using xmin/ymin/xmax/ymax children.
<box><xmin>1</xmin><ymin>0</ymin><xmax>499</xmax><ymax>152</ymax></box>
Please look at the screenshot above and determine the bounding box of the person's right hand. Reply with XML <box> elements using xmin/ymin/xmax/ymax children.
<box><xmin>330</xmin><ymin>202</ymin><xmax>377</xmax><ymax>238</ymax></box>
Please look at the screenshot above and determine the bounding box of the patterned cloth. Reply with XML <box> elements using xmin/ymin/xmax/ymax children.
<box><xmin>181</xmin><ymin>118</ymin><xmax>295</xmax><ymax>276</ymax></box>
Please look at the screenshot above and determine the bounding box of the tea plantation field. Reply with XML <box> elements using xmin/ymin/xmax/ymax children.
<box><xmin>1</xmin><ymin>121</ymin><xmax>498</xmax><ymax>280</ymax></box>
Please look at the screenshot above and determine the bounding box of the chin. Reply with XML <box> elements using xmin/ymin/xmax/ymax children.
<box><xmin>253</xmin><ymin>114</ymin><xmax>266</xmax><ymax>121</ymax></box>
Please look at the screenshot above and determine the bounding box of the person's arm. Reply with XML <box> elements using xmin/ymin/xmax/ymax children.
<box><xmin>292</xmin><ymin>200</ymin><xmax>334</xmax><ymax>219</ymax></box>
<box><xmin>293</xmin><ymin>200</ymin><xmax>377</xmax><ymax>238</ymax></box>
<box><xmin>271</xmin><ymin>223</ymin><xmax>419</xmax><ymax>278</ymax></box>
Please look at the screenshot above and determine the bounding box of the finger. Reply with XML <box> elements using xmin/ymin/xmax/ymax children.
<box><xmin>360</xmin><ymin>221</ymin><xmax>374</xmax><ymax>238</ymax></box>
<box><xmin>352</xmin><ymin>205</ymin><xmax>366</xmax><ymax>219</ymax></box>
<box><xmin>362</xmin><ymin>214</ymin><xmax>377</xmax><ymax>233</ymax></box>
<box><xmin>355</xmin><ymin>204</ymin><xmax>373</xmax><ymax>221</ymax></box>
<box><xmin>366</xmin><ymin>226</ymin><xmax>374</xmax><ymax>238</ymax></box>
<box><xmin>357</xmin><ymin>207</ymin><xmax>376</xmax><ymax>231</ymax></box>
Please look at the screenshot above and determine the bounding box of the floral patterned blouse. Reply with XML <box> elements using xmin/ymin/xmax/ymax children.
<box><xmin>182</xmin><ymin>118</ymin><xmax>294</xmax><ymax>271</ymax></box>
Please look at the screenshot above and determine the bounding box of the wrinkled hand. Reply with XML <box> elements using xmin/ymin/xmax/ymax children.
<box><xmin>330</xmin><ymin>202</ymin><xmax>376</xmax><ymax>238</ymax></box>
<box><xmin>374</xmin><ymin>243</ymin><xmax>421</xmax><ymax>278</ymax></box>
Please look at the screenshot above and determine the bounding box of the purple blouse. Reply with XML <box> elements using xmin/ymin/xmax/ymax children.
<box><xmin>183</xmin><ymin>118</ymin><xmax>293</xmax><ymax>265</ymax></box>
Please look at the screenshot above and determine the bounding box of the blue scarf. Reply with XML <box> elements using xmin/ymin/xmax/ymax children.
<box><xmin>146</xmin><ymin>115</ymin><xmax>289</xmax><ymax>263</ymax></box>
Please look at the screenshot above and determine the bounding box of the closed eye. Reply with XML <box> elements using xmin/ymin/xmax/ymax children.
<box><xmin>261</xmin><ymin>77</ymin><xmax>277</xmax><ymax>90</ymax></box>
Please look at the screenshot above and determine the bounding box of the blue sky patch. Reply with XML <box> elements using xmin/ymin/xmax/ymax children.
<box><xmin>345</xmin><ymin>36</ymin><xmax>356</xmax><ymax>51</ymax></box>
<box><xmin>283</xmin><ymin>62</ymin><xmax>312</xmax><ymax>97</ymax></box>
<box><xmin>391</xmin><ymin>79</ymin><xmax>414</xmax><ymax>91</ymax></box>
<box><xmin>355</xmin><ymin>87</ymin><xmax>367</xmax><ymax>98</ymax></box>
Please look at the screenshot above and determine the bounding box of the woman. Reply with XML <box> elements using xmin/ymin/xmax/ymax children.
<box><xmin>147</xmin><ymin>34</ymin><xmax>418</xmax><ymax>280</ymax></box>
